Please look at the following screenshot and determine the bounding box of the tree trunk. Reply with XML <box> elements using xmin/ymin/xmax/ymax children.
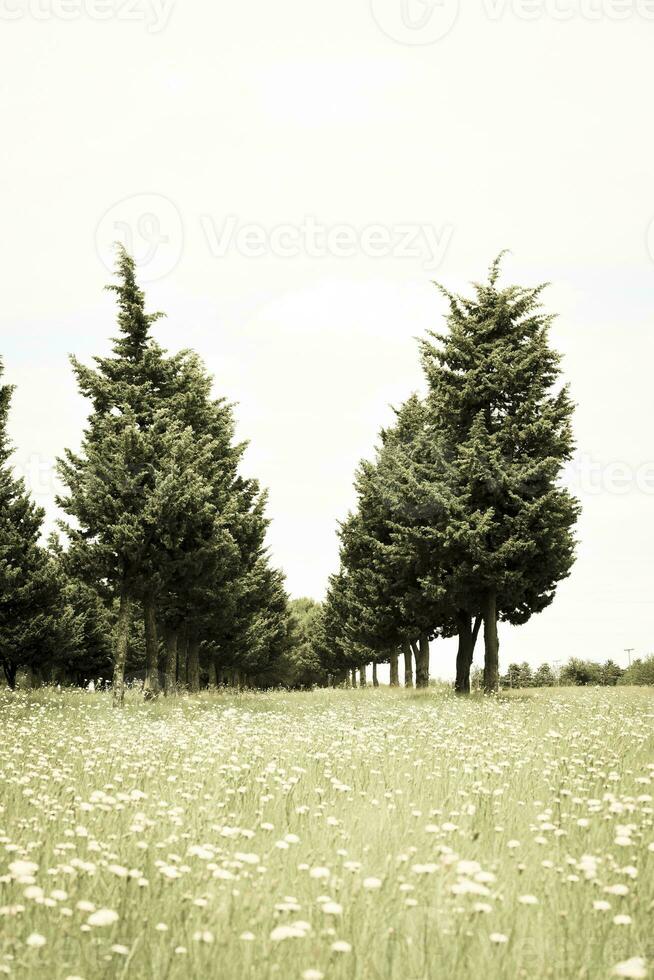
<box><xmin>455</xmin><ymin>611</ymin><xmax>474</xmax><ymax>695</ymax></box>
<box><xmin>207</xmin><ymin>658</ymin><xmax>218</xmax><ymax>688</ymax></box>
<box><xmin>372</xmin><ymin>662</ymin><xmax>379</xmax><ymax>687</ymax></box>
<box><xmin>359</xmin><ymin>665</ymin><xmax>367</xmax><ymax>687</ymax></box>
<box><xmin>403</xmin><ymin>641</ymin><xmax>413</xmax><ymax>688</ymax></box>
<box><xmin>389</xmin><ymin>652</ymin><xmax>399</xmax><ymax>687</ymax></box>
<box><xmin>143</xmin><ymin>596</ymin><xmax>160</xmax><ymax>699</ymax></box>
<box><xmin>415</xmin><ymin>634</ymin><xmax>430</xmax><ymax>689</ymax></box>
<box><xmin>187</xmin><ymin>632</ymin><xmax>200</xmax><ymax>693</ymax></box>
<box><xmin>350</xmin><ymin>668</ymin><xmax>357</xmax><ymax>688</ymax></box>
<box><xmin>163</xmin><ymin>627</ymin><xmax>178</xmax><ymax>697</ymax></box>
<box><xmin>177</xmin><ymin>628</ymin><xmax>189</xmax><ymax>687</ymax></box>
<box><xmin>2</xmin><ymin>659</ymin><xmax>18</xmax><ymax>690</ymax></box>
<box><xmin>112</xmin><ymin>588</ymin><xmax>132</xmax><ymax>707</ymax></box>
<box><xmin>483</xmin><ymin>590</ymin><xmax>500</xmax><ymax>693</ymax></box>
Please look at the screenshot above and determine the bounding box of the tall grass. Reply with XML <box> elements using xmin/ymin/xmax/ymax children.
<box><xmin>1</xmin><ymin>686</ymin><xmax>652</xmax><ymax>979</ymax></box>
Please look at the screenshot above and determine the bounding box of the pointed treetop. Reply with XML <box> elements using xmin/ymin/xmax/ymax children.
<box><xmin>105</xmin><ymin>244</ymin><xmax>164</xmax><ymax>361</ymax></box>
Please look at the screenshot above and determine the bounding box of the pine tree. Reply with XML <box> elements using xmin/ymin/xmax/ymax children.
<box><xmin>0</xmin><ymin>360</ymin><xmax>62</xmax><ymax>688</ymax></box>
<box><xmin>57</xmin><ymin>246</ymin><xmax>170</xmax><ymax>703</ymax></box>
<box><xmin>421</xmin><ymin>255</ymin><xmax>580</xmax><ymax>692</ymax></box>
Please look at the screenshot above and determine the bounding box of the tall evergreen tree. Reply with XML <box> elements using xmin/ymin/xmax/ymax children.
<box><xmin>57</xmin><ymin>246</ymin><xmax>171</xmax><ymax>703</ymax></box>
<box><xmin>0</xmin><ymin>360</ymin><xmax>63</xmax><ymax>688</ymax></box>
<box><xmin>422</xmin><ymin>255</ymin><xmax>579</xmax><ymax>691</ymax></box>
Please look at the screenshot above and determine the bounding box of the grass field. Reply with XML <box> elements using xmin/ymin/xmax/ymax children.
<box><xmin>1</xmin><ymin>686</ymin><xmax>653</xmax><ymax>980</ymax></box>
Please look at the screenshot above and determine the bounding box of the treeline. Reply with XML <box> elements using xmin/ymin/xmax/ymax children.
<box><xmin>1</xmin><ymin>248</ymin><xmax>319</xmax><ymax>700</ymax></box>
<box><xmin>498</xmin><ymin>659</ymin><xmax>624</xmax><ymax>688</ymax></box>
<box><xmin>318</xmin><ymin>255</ymin><xmax>580</xmax><ymax>693</ymax></box>
<box><xmin>1</xmin><ymin>253</ymin><xmax>583</xmax><ymax>698</ymax></box>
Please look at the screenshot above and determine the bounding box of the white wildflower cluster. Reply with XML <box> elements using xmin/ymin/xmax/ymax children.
<box><xmin>0</xmin><ymin>686</ymin><xmax>651</xmax><ymax>978</ymax></box>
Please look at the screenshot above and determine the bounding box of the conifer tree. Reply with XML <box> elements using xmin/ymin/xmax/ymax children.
<box><xmin>421</xmin><ymin>255</ymin><xmax>579</xmax><ymax>691</ymax></box>
<box><xmin>0</xmin><ymin>360</ymin><xmax>62</xmax><ymax>688</ymax></box>
<box><xmin>57</xmin><ymin>246</ymin><xmax>171</xmax><ymax>703</ymax></box>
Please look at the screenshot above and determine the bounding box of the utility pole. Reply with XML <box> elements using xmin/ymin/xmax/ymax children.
<box><xmin>624</xmin><ymin>648</ymin><xmax>634</xmax><ymax>668</ymax></box>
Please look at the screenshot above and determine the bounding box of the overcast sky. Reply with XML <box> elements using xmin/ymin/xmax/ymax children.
<box><xmin>2</xmin><ymin>0</ymin><xmax>653</xmax><ymax>677</ymax></box>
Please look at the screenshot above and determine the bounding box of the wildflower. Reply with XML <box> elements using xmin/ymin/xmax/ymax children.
<box><xmin>322</xmin><ymin>902</ymin><xmax>343</xmax><ymax>915</ymax></box>
<box><xmin>363</xmin><ymin>877</ymin><xmax>382</xmax><ymax>890</ymax></box>
<box><xmin>270</xmin><ymin>923</ymin><xmax>310</xmax><ymax>941</ymax></box>
<box><xmin>490</xmin><ymin>933</ymin><xmax>509</xmax><ymax>944</ymax></box>
<box><xmin>309</xmin><ymin>867</ymin><xmax>330</xmax><ymax>880</ymax></box>
<box><xmin>25</xmin><ymin>933</ymin><xmax>46</xmax><ymax>948</ymax></box>
<box><xmin>613</xmin><ymin>915</ymin><xmax>632</xmax><ymax>926</ymax></box>
<box><xmin>612</xmin><ymin>958</ymin><xmax>647</xmax><ymax>978</ymax></box>
<box><xmin>9</xmin><ymin>861</ymin><xmax>39</xmax><ymax>879</ymax></box>
<box><xmin>110</xmin><ymin>945</ymin><xmax>130</xmax><ymax>956</ymax></box>
<box><xmin>87</xmin><ymin>908</ymin><xmax>119</xmax><ymax>927</ymax></box>
<box><xmin>192</xmin><ymin>930</ymin><xmax>214</xmax><ymax>943</ymax></box>
<box><xmin>302</xmin><ymin>971</ymin><xmax>324</xmax><ymax>979</ymax></box>
<box><xmin>240</xmin><ymin>932</ymin><xmax>255</xmax><ymax>941</ymax></box>
<box><xmin>518</xmin><ymin>895</ymin><xmax>538</xmax><ymax>905</ymax></box>
<box><xmin>331</xmin><ymin>940</ymin><xmax>352</xmax><ymax>953</ymax></box>
<box><xmin>593</xmin><ymin>901</ymin><xmax>611</xmax><ymax>911</ymax></box>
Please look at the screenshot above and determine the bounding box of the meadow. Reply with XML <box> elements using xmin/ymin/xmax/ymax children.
<box><xmin>1</xmin><ymin>686</ymin><xmax>652</xmax><ymax>980</ymax></box>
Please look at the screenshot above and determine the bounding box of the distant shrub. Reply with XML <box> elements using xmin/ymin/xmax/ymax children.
<box><xmin>618</xmin><ymin>655</ymin><xmax>654</xmax><ymax>686</ymax></box>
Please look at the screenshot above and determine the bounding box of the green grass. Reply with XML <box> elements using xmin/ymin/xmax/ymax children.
<box><xmin>1</xmin><ymin>686</ymin><xmax>653</xmax><ymax>979</ymax></box>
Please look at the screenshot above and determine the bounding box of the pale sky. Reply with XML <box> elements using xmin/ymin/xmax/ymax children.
<box><xmin>1</xmin><ymin>1</ymin><xmax>653</xmax><ymax>678</ymax></box>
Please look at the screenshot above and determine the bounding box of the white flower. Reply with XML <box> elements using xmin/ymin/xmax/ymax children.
<box><xmin>363</xmin><ymin>877</ymin><xmax>382</xmax><ymax>890</ymax></box>
<box><xmin>310</xmin><ymin>867</ymin><xmax>330</xmax><ymax>880</ymax></box>
<box><xmin>9</xmin><ymin>861</ymin><xmax>38</xmax><ymax>879</ymax></box>
<box><xmin>240</xmin><ymin>932</ymin><xmax>255</xmax><ymax>941</ymax></box>
<box><xmin>270</xmin><ymin>924</ymin><xmax>309</xmax><ymax>941</ymax></box>
<box><xmin>331</xmin><ymin>940</ymin><xmax>352</xmax><ymax>953</ymax></box>
<box><xmin>87</xmin><ymin>908</ymin><xmax>119</xmax><ymax>927</ymax></box>
<box><xmin>411</xmin><ymin>863</ymin><xmax>438</xmax><ymax>875</ymax></box>
<box><xmin>490</xmin><ymin>933</ymin><xmax>508</xmax><ymax>944</ymax></box>
<box><xmin>605</xmin><ymin>884</ymin><xmax>630</xmax><ymax>896</ymax></box>
<box><xmin>110</xmin><ymin>945</ymin><xmax>130</xmax><ymax>956</ymax></box>
<box><xmin>302</xmin><ymin>971</ymin><xmax>324</xmax><ymax>979</ymax></box>
<box><xmin>593</xmin><ymin>901</ymin><xmax>611</xmax><ymax>911</ymax></box>
<box><xmin>192</xmin><ymin>930</ymin><xmax>214</xmax><ymax>943</ymax></box>
<box><xmin>518</xmin><ymin>895</ymin><xmax>538</xmax><ymax>905</ymax></box>
<box><xmin>613</xmin><ymin>915</ymin><xmax>632</xmax><ymax>926</ymax></box>
<box><xmin>457</xmin><ymin>860</ymin><xmax>481</xmax><ymax>876</ymax></box>
<box><xmin>322</xmin><ymin>902</ymin><xmax>343</xmax><ymax>915</ymax></box>
<box><xmin>612</xmin><ymin>957</ymin><xmax>647</xmax><ymax>978</ymax></box>
<box><xmin>26</xmin><ymin>933</ymin><xmax>46</xmax><ymax>948</ymax></box>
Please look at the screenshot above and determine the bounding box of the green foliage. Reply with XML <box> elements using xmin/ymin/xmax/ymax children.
<box><xmin>0</xmin><ymin>361</ymin><xmax>65</xmax><ymax>688</ymax></box>
<box><xmin>619</xmin><ymin>655</ymin><xmax>654</xmax><ymax>686</ymax></box>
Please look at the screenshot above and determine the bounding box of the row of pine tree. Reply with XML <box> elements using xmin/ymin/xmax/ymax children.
<box><xmin>1</xmin><ymin>251</ymin><xmax>579</xmax><ymax>698</ymax></box>
<box><xmin>1</xmin><ymin>248</ymin><xmax>299</xmax><ymax>700</ymax></box>
<box><xmin>319</xmin><ymin>255</ymin><xmax>580</xmax><ymax>693</ymax></box>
